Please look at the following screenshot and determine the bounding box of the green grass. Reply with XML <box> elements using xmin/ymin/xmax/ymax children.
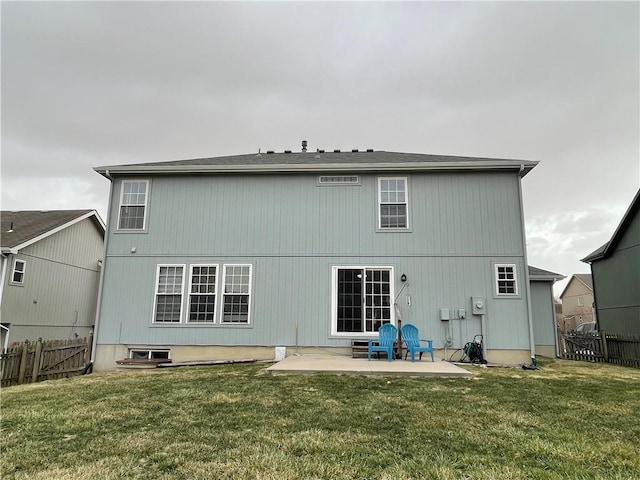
<box><xmin>2</xmin><ymin>358</ymin><xmax>639</xmax><ymax>479</ymax></box>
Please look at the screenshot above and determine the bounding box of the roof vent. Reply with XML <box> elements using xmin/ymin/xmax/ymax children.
<box><xmin>366</xmin><ymin>148</ymin><xmax>374</xmax><ymax>152</ymax></box>
<box><xmin>352</xmin><ymin>149</ymin><xmax>359</xmax><ymax>153</ymax></box>
<box><xmin>284</xmin><ymin>150</ymin><xmax>292</xmax><ymax>154</ymax></box>
<box><xmin>267</xmin><ymin>150</ymin><xmax>274</xmax><ymax>154</ymax></box>
<box><xmin>318</xmin><ymin>149</ymin><xmax>325</xmax><ymax>153</ymax></box>
<box><xmin>302</xmin><ymin>140</ymin><xmax>307</xmax><ymax>153</ymax></box>
<box><xmin>334</xmin><ymin>149</ymin><xmax>341</xmax><ymax>153</ymax></box>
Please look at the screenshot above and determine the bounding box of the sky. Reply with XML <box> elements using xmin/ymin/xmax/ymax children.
<box><xmin>2</xmin><ymin>1</ymin><xmax>639</xmax><ymax>296</ymax></box>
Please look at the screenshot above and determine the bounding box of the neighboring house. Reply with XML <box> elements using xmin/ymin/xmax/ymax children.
<box><xmin>92</xmin><ymin>148</ymin><xmax>542</xmax><ymax>370</ymax></box>
<box><xmin>528</xmin><ymin>266</ymin><xmax>565</xmax><ymax>357</ymax></box>
<box><xmin>582</xmin><ymin>189</ymin><xmax>640</xmax><ymax>336</ymax></box>
<box><xmin>0</xmin><ymin>210</ymin><xmax>105</xmax><ymax>350</ymax></box>
<box><xmin>559</xmin><ymin>274</ymin><xmax>595</xmax><ymax>331</ymax></box>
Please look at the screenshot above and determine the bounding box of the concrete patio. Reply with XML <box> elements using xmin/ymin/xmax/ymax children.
<box><xmin>266</xmin><ymin>354</ymin><xmax>473</xmax><ymax>377</ymax></box>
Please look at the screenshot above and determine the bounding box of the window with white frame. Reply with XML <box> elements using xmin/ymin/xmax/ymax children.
<box><xmin>11</xmin><ymin>259</ymin><xmax>26</xmax><ymax>285</ymax></box>
<box><xmin>129</xmin><ymin>349</ymin><xmax>170</xmax><ymax>360</ymax></box>
<box><xmin>188</xmin><ymin>265</ymin><xmax>218</xmax><ymax>323</ymax></box>
<box><xmin>222</xmin><ymin>265</ymin><xmax>252</xmax><ymax>324</ymax></box>
<box><xmin>331</xmin><ymin>266</ymin><xmax>394</xmax><ymax>335</ymax></box>
<box><xmin>118</xmin><ymin>180</ymin><xmax>149</xmax><ymax>230</ymax></box>
<box><xmin>495</xmin><ymin>264</ymin><xmax>518</xmax><ymax>296</ymax></box>
<box><xmin>154</xmin><ymin>265</ymin><xmax>185</xmax><ymax>323</ymax></box>
<box><xmin>378</xmin><ymin>177</ymin><xmax>408</xmax><ymax>229</ymax></box>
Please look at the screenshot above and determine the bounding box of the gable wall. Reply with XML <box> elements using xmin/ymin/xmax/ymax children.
<box><xmin>560</xmin><ymin>277</ymin><xmax>594</xmax><ymax>324</ymax></box>
<box><xmin>1</xmin><ymin>217</ymin><xmax>104</xmax><ymax>343</ymax></box>
<box><xmin>592</xmin><ymin>208</ymin><xmax>640</xmax><ymax>335</ymax></box>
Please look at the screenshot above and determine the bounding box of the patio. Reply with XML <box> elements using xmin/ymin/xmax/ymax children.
<box><xmin>266</xmin><ymin>354</ymin><xmax>473</xmax><ymax>377</ymax></box>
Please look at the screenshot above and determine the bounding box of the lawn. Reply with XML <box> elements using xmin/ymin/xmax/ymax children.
<box><xmin>1</xmin><ymin>358</ymin><xmax>639</xmax><ymax>480</ymax></box>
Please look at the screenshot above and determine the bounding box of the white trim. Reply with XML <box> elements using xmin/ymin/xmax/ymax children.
<box><xmin>152</xmin><ymin>264</ymin><xmax>186</xmax><ymax>324</ymax></box>
<box><xmin>186</xmin><ymin>264</ymin><xmax>219</xmax><ymax>324</ymax></box>
<box><xmin>128</xmin><ymin>348</ymin><xmax>171</xmax><ymax>360</ymax></box>
<box><xmin>377</xmin><ymin>176</ymin><xmax>410</xmax><ymax>230</ymax></box>
<box><xmin>117</xmin><ymin>179</ymin><xmax>150</xmax><ymax>231</ymax></box>
<box><xmin>95</xmin><ymin>160</ymin><xmax>538</xmax><ymax>177</ymax></box>
<box><xmin>494</xmin><ymin>263</ymin><xmax>518</xmax><ymax>296</ymax></box>
<box><xmin>221</xmin><ymin>264</ymin><xmax>253</xmax><ymax>325</ymax></box>
<box><xmin>0</xmin><ymin>255</ymin><xmax>8</xmax><ymax>309</ymax></box>
<box><xmin>10</xmin><ymin>258</ymin><xmax>26</xmax><ymax>285</ymax></box>
<box><xmin>11</xmin><ymin>210</ymin><xmax>105</xmax><ymax>252</ymax></box>
<box><xmin>330</xmin><ymin>265</ymin><xmax>396</xmax><ymax>337</ymax></box>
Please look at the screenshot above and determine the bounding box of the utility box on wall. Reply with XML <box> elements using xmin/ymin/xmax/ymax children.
<box><xmin>472</xmin><ymin>297</ymin><xmax>486</xmax><ymax>315</ymax></box>
<box><xmin>439</xmin><ymin>308</ymin><xmax>450</xmax><ymax>321</ymax></box>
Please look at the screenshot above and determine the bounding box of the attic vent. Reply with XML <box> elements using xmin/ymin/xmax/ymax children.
<box><xmin>318</xmin><ymin>175</ymin><xmax>360</xmax><ymax>185</ymax></box>
<box><xmin>352</xmin><ymin>149</ymin><xmax>359</xmax><ymax>153</ymax></box>
<box><xmin>284</xmin><ymin>150</ymin><xmax>292</xmax><ymax>154</ymax></box>
<box><xmin>334</xmin><ymin>149</ymin><xmax>341</xmax><ymax>153</ymax></box>
<box><xmin>366</xmin><ymin>149</ymin><xmax>374</xmax><ymax>152</ymax></box>
<box><xmin>267</xmin><ymin>150</ymin><xmax>275</xmax><ymax>154</ymax></box>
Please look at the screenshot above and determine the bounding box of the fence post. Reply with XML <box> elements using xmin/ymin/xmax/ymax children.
<box><xmin>600</xmin><ymin>330</ymin><xmax>609</xmax><ymax>363</ymax></box>
<box><xmin>18</xmin><ymin>340</ymin><xmax>29</xmax><ymax>385</ymax></box>
<box><xmin>31</xmin><ymin>338</ymin><xmax>43</xmax><ymax>383</ymax></box>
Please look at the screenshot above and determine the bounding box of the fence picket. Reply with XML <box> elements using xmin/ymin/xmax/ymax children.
<box><xmin>1</xmin><ymin>336</ymin><xmax>93</xmax><ymax>387</ymax></box>
<box><xmin>561</xmin><ymin>332</ymin><xmax>640</xmax><ymax>368</ymax></box>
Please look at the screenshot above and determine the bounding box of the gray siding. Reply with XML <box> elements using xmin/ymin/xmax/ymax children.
<box><xmin>2</xmin><ymin>218</ymin><xmax>103</xmax><ymax>343</ymax></box>
<box><xmin>592</xmin><ymin>210</ymin><xmax>640</xmax><ymax>335</ymax></box>
<box><xmin>106</xmin><ymin>172</ymin><xmax>524</xmax><ymax>257</ymax></box>
<box><xmin>97</xmin><ymin>171</ymin><xmax>531</xmax><ymax>352</ymax></box>
<box><xmin>530</xmin><ymin>280</ymin><xmax>557</xmax><ymax>350</ymax></box>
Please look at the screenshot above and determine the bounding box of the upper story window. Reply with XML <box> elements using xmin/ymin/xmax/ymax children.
<box><xmin>11</xmin><ymin>259</ymin><xmax>26</xmax><ymax>285</ymax></box>
<box><xmin>118</xmin><ymin>180</ymin><xmax>149</xmax><ymax>230</ymax></box>
<box><xmin>378</xmin><ymin>177</ymin><xmax>409</xmax><ymax>229</ymax></box>
<box><xmin>495</xmin><ymin>264</ymin><xmax>518</xmax><ymax>296</ymax></box>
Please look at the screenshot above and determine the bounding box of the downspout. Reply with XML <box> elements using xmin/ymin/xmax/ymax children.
<box><xmin>517</xmin><ymin>165</ymin><xmax>536</xmax><ymax>364</ymax></box>
<box><xmin>0</xmin><ymin>254</ymin><xmax>9</xmax><ymax>352</ymax></box>
<box><xmin>0</xmin><ymin>253</ymin><xmax>8</xmax><ymax>312</ymax></box>
<box><xmin>551</xmin><ymin>278</ymin><xmax>560</xmax><ymax>358</ymax></box>
<box><xmin>91</xmin><ymin>170</ymin><xmax>114</xmax><ymax>364</ymax></box>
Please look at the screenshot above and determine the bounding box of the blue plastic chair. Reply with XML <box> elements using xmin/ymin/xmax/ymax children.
<box><xmin>401</xmin><ymin>324</ymin><xmax>434</xmax><ymax>362</ymax></box>
<box><xmin>368</xmin><ymin>323</ymin><xmax>397</xmax><ymax>362</ymax></box>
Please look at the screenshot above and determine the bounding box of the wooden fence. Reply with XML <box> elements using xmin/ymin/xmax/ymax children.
<box><xmin>0</xmin><ymin>336</ymin><xmax>92</xmax><ymax>387</ymax></box>
<box><xmin>561</xmin><ymin>331</ymin><xmax>640</xmax><ymax>368</ymax></box>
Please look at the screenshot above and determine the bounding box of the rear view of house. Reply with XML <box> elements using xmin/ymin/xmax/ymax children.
<box><xmin>0</xmin><ymin>210</ymin><xmax>105</xmax><ymax>349</ymax></box>
<box><xmin>93</xmin><ymin>147</ymin><xmax>542</xmax><ymax>370</ymax></box>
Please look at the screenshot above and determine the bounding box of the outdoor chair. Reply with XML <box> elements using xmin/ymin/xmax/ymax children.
<box><xmin>367</xmin><ymin>323</ymin><xmax>397</xmax><ymax>362</ymax></box>
<box><xmin>401</xmin><ymin>323</ymin><xmax>434</xmax><ymax>362</ymax></box>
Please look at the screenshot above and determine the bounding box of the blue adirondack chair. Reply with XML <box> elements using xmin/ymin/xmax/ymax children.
<box><xmin>401</xmin><ymin>324</ymin><xmax>434</xmax><ymax>362</ymax></box>
<box><xmin>368</xmin><ymin>323</ymin><xmax>397</xmax><ymax>362</ymax></box>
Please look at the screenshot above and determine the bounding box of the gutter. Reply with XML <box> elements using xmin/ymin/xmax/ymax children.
<box><xmin>0</xmin><ymin>253</ymin><xmax>7</xmax><ymax>316</ymax></box>
<box><xmin>93</xmin><ymin>160</ymin><xmax>538</xmax><ymax>178</ymax></box>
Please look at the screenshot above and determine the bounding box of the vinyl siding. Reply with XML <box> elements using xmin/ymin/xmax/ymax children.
<box><xmin>2</xmin><ymin>218</ymin><xmax>104</xmax><ymax>343</ymax></box>
<box><xmin>592</xmin><ymin>210</ymin><xmax>640</xmax><ymax>335</ymax></box>
<box><xmin>530</xmin><ymin>280</ymin><xmax>557</xmax><ymax>350</ymax></box>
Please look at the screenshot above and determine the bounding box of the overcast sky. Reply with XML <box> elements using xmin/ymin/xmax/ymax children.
<box><xmin>2</xmin><ymin>1</ymin><xmax>639</xmax><ymax>295</ymax></box>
